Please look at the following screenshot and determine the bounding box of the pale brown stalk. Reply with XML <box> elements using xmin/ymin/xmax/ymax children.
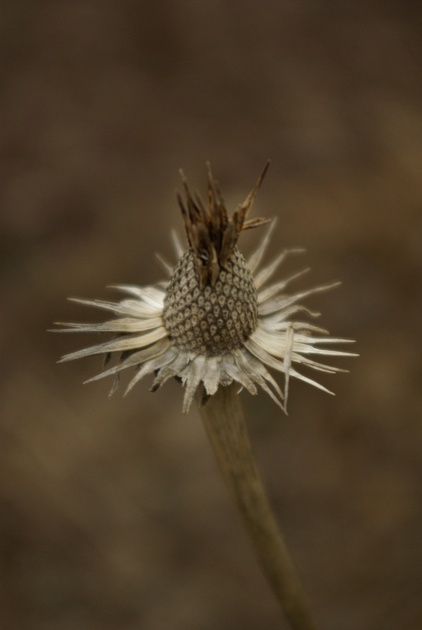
<box><xmin>198</xmin><ymin>384</ymin><xmax>318</xmax><ymax>630</ymax></box>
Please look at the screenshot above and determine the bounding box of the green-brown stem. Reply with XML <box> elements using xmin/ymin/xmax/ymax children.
<box><xmin>197</xmin><ymin>384</ymin><xmax>318</xmax><ymax>630</ymax></box>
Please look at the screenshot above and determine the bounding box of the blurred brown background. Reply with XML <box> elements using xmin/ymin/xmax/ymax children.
<box><xmin>1</xmin><ymin>1</ymin><xmax>421</xmax><ymax>629</ymax></box>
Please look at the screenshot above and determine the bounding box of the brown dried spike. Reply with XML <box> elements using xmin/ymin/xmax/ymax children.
<box><xmin>220</xmin><ymin>221</ymin><xmax>237</xmax><ymax>268</ymax></box>
<box><xmin>177</xmin><ymin>164</ymin><xmax>271</xmax><ymax>287</ymax></box>
<box><xmin>242</xmin><ymin>217</ymin><xmax>272</xmax><ymax>231</ymax></box>
<box><xmin>233</xmin><ymin>161</ymin><xmax>271</xmax><ymax>233</ymax></box>
<box><xmin>176</xmin><ymin>190</ymin><xmax>192</xmax><ymax>248</ymax></box>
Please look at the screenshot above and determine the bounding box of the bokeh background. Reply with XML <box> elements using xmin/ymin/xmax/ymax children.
<box><xmin>1</xmin><ymin>1</ymin><xmax>421</xmax><ymax>629</ymax></box>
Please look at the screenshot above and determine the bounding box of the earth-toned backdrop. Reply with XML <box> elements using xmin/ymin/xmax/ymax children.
<box><xmin>1</xmin><ymin>2</ymin><xmax>421</xmax><ymax>629</ymax></box>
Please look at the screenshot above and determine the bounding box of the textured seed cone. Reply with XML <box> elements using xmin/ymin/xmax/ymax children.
<box><xmin>54</xmin><ymin>162</ymin><xmax>356</xmax><ymax>416</ymax></box>
<box><xmin>163</xmin><ymin>247</ymin><xmax>258</xmax><ymax>355</ymax></box>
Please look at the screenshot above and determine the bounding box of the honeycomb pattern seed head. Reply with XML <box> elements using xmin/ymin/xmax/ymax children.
<box><xmin>56</xmin><ymin>164</ymin><xmax>356</xmax><ymax>414</ymax></box>
<box><xmin>163</xmin><ymin>247</ymin><xmax>258</xmax><ymax>355</ymax></box>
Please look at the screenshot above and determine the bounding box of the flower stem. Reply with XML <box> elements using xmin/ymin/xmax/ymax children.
<box><xmin>197</xmin><ymin>384</ymin><xmax>318</xmax><ymax>630</ymax></box>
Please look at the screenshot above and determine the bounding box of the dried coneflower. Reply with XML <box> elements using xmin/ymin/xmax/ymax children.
<box><xmin>55</xmin><ymin>163</ymin><xmax>352</xmax><ymax>413</ymax></box>
<box><xmin>53</xmin><ymin>164</ymin><xmax>356</xmax><ymax>630</ymax></box>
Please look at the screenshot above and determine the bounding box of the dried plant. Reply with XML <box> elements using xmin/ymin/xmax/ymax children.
<box><xmin>53</xmin><ymin>164</ymin><xmax>356</xmax><ymax>629</ymax></box>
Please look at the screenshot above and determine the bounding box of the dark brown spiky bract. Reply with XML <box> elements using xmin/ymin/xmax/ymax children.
<box><xmin>163</xmin><ymin>247</ymin><xmax>258</xmax><ymax>355</ymax></box>
<box><xmin>177</xmin><ymin>163</ymin><xmax>271</xmax><ymax>288</ymax></box>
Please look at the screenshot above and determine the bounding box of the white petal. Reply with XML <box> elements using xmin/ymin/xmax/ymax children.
<box><xmin>155</xmin><ymin>253</ymin><xmax>173</xmax><ymax>276</ymax></box>
<box><xmin>287</xmin><ymin>366</ymin><xmax>335</xmax><ymax>395</ymax></box>
<box><xmin>283</xmin><ymin>326</ymin><xmax>294</xmax><ymax>406</ymax></box>
<box><xmin>290</xmin><ymin>354</ymin><xmax>346</xmax><ymax>373</ymax></box>
<box><xmin>124</xmin><ymin>347</ymin><xmax>178</xmax><ymax>395</ymax></box>
<box><xmin>84</xmin><ymin>338</ymin><xmax>174</xmax><ymax>383</ymax></box>
<box><xmin>245</xmin><ymin>337</ymin><xmax>286</xmax><ymax>373</ymax></box>
<box><xmin>249</xmin><ymin>327</ymin><xmax>286</xmax><ymax>356</ymax></box>
<box><xmin>119</xmin><ymin>299</ymin><xmax>163</xmax><ymax>317</ymax></box>
<box><xmin>139</xmin><ymin>287</ymin><xmax>167</xmax><ymax>307</ymax></box>
<box><xmin>262</xmin><ymin>304</ymin><xmax>321</xmax><ymax>323</ymax></box>
<box><xmin>291</xmin><ymin>344</ymin><xmax>356</xmax><ymax>357</ymax></box>
<box><xmin>258</xmin><ymin>283</ymin><xmax>340</xmax><ymax>316</ymax></box>
<box><xmin>253</xmin><ymin>251</ymin><xmax>290</xmax><ymax>289</ymax></box>
<box><xmin>152</xmin><ymin>351</ymin><xmax>192</xmax><ymax>391</ymax></box>
<box><xmin>181</xmin><ymin>356</ymin><xmax>209</xmax><ymax>413</ymax></box>
<box><xmin>172</xmin><ymin>229</ymin><xmax>184</xmax><ymax>259</ymax></box>
<box><xmin>235</xmin><ymin>350</ymin><xmax>285</xmax><ymax>410</ymax></box>
<box><xmin>202</xmin><ymin>356</ymin><xmax>222</xmax><ymax>396</ymax></box>
<box><xmin>260</xmin><ymin>320</ymin><xmax>328</xmax><ymax>334</ymax></box>
<box><xmin>68</xmin><ymin>297</ymin><xmax>162</xmax><ymax>318</ymax></box>
<box><xmin>248</xmin><ymin>220</ymin><xmax>277</xmax><ymax>273</ymax></box>
<box><xmin>59</xmin><ymin>327</ymin><xmax>168</xmax><ymax>362</ymax></box>
<box><xmin>257</xmin><ymin>268</ymin><xmax>310</xmax><ymax>302</ymax></box>
<box><xmin>294</xmin><ymin>336</ymin><xmax>356</xmax><ymax>345</ymax></box>
<box><xmin>253</xmin><ymin>327</ymin><xmax>346</xmax><ymax>357</ymax></box>
<box><xmin>223</xmin><ymin>353</ymin><xmax>258</xmax><ymax>396</ymax></box>
<box><xmin>54</xmin><ymin>317</ymin><xmax>163</xmax><ymax>333</ymax></box>
<box><xmin>109</xmin><ymin>286</ymin><xmax>165</xmax><ymax>308</ymax></box>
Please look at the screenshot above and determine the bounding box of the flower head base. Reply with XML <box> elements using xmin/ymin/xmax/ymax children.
<box><xmin>163</xmin><ymin>247</ymin><xmax>258</xmax><ymax>355</ymax></box>
<box><xmin>54</xmin><ymin>165</ymin><xmax>356</xmax><ymax>413</ymax></box>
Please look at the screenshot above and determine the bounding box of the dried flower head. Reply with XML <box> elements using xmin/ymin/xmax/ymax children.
<box><xmin>54</xmin><ymin>164</ymin><xmax>355</xmax><ymax>412</ymax></box>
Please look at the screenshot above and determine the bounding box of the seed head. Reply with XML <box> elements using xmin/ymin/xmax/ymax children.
<box><xmin>163</xmin><ymin>247</ymin><xmax>258</xmax><ymax>355</ymax></box>
<box><xmin>53</xmin><ymin>164</ymin><xmax>356</xmax><ymax>413</ymax></box>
